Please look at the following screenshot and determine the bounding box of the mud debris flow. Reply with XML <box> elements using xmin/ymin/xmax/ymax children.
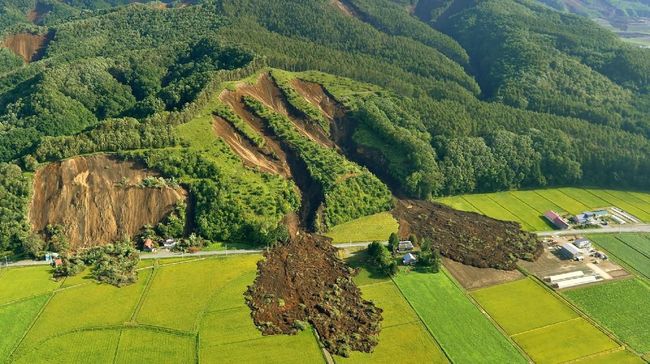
<box><xmin>245</xmin><ymin>233</ymin><xmax>382</xmax><ymax>357</ymax></box>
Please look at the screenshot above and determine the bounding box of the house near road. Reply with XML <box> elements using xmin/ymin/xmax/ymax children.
<box><xmin>143</xmin><ymin>238</ymin><xmax>156</xmax><ymax>253</ymax></box>
<box><xmin>544</xmin><ymin>211</ymin><xmax>570</xmax><ymax>230</ymax></box>
<box><xmin>559</xmin><ymin>243</ymin><xmax>583</xmax><ymax>261</ymax></box>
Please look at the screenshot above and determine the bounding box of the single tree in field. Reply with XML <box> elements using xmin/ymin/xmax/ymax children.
<box><xmin>388</xmin><ymin>232</ymin><xmax>399</xmax><ymax>253</ymax></box>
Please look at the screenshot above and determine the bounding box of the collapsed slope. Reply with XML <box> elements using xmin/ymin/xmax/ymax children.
<box><xmin>30</xmin><ymin>154</ymin><xmax>186</xmax><ymax>249</ymax></box>
<box><xmin>2</xmin><ymin>31</ymin><xmax>51</xmax><ymax>62</ymax></box>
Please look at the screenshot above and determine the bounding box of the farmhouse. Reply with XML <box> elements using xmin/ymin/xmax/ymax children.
<box><xmin>398</xmin><ymin>240</ymin><xmax>414</xmax><ymax>252</ymax></box>
<box><xmin>573</xmin><ymin>238</ymin><xmax>592</xmax><ymax>249</ymax></box>
<box><xmin>559</xmin><ymin>243</ymin><xmax>583</xmax><ymax>261</ymax></box>
<box><xmin>544</xmin><ymin>211</ymin><xmax>570</xmax><ymax>230</ymax></box>
<box><xmin>403</xmin><ymin>253</ymin><xmax>417</xmax><ymax>265</ymax></box>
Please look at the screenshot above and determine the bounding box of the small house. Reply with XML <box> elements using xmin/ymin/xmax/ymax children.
<box><xmin>398</xmin><ymin>241</ymin><xmax>414</xmax><ymax>252</ymax></box>
<box><xmin>53</xmin><ymin>258</ymin><xmax>63</xmax><ymax>267</ymax></box>
<box><xmin>403</xmin><ymin>253</ymin><xmax>417</xmax><ymax>265</ymax></box>
<box><xmin>593</xmin><ymin>210</ymin><xmax>608</xmax><ymax>218</ymax></box>
<box><xmin>143</xmin><ymin>238</ymin><xmax>156</xmax><ymax>253</ymax></box>
<box><xmin>573</xmin><ymin>238</ymin><xmax>591</xmax><ymax>249</ymax></box>
<box><xmin>559</xmin><ymin>243</ymin><xmax>582</xmax><ymax>261</ymax></box>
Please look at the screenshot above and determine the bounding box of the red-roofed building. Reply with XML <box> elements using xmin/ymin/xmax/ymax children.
<box><xmin>143</xmin><ymin>238</ymin><xmax>156</xmax><ymax>252</ymax></box>
<box><xmin>544</xmin><ymin>211</ymin><xmax>570</xmax><ymax>230</ymax></box>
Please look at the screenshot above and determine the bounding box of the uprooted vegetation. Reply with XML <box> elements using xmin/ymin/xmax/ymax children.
<box><xmin>393</xmin><ymin>199</ymin><xmax>543</xmax><ymax>270</ymax></box>
<box><xmin>246</xmin><ymin>233</ymin><xmax>382</xmax><ymax>357</ymax></box>
<box><xmin>29</xmin><ymin>154</ymin><xmax>187</xmax><ymax>250</ymax></box>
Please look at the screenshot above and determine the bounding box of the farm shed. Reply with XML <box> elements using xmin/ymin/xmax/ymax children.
<box><xmin>559</xmin><ymin>243</ymin><xmax>582</xmax><ymax>260</ymax></box>
<box><xmin>544</xmin><ymin>211</ymin><xmax>570</xmax><ymax>230</ymax></box>
<box><xmin>553</xmin><ymin>275</ymin><xmax>600</xmax><ymax>289</ymax></box>
<box><xmin>545</xmin><ymin>271</ymin><xmax>584</xmax><ymax>283</ymax></box>
<box><xmin>398</xmin><ymin>241</ymin><xmax>414</xmax><ymax>252</ymax></box>
<box><xmin>573</xmin><ymin>238</ymin><xmax>592</xmax><ymax>249</ymax></box>
<box><xmin>593</xmin><ymin>210</ymin><xmax>608</xmax><ymax>217</ymax></box>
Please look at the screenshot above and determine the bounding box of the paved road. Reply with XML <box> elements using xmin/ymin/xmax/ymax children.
<box><xmin>536</xmin><ymin>224</ymin><xmax>650</xmax><ymax>237</ymax></box>
<box><xmin>2</xmin><ymin>248</ymin><xmax>264</xmax><ymax>268</ymax></box>
<box><xmin>5</xmin><ymin>225</ymin><xmax>650</xmax><ymax>268</ymax></box>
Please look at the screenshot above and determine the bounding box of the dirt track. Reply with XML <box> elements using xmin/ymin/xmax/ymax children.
<box><xmin>30</xmin><ymin>154</ymin><xmax>186</xmax><ymax>249</ymax></box>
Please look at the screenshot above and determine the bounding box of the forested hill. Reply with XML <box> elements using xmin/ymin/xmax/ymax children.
<box><xmin>0</xmin><ymin>0</ymin><xmax>650</xmax><ymax>255</ymax></box>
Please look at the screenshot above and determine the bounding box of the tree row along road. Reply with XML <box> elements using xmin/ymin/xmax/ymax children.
<box><xmin>5</xmin><ymin>224</ymin><xmax>650</xmax><ymax>268</ymax></box>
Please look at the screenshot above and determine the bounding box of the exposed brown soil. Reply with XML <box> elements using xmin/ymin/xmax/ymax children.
<box><xmin>213</xmin><ymin>115</ymin><xmax>289</xmax><ymax>176</ymax></box>
<box><xmin>393</xmin><ymin>199</ymin><xmax>543</xmax><ymax>270</ymax></box>
<box><xmin>290</xmin><ymin>79</ymin><xmax>342</xmax><ymax>121</ymax></box>
<box><xmin>26</xmin><ymin>2</ymin><xmax>52</xmax><ymax>23</ymax></box>
<box><xmin>2</xmin><ymin>31</ymin><xmax>52</xmax><ymax>62</ymax></box>
<box><xmin>331</xmin><ymin>0</ymin><xmax>358</xmax><ymax>18</ymax></box>
<box><xmin>219</xmin><ymin>74</ymin><xmax>336</xmax><ymax>231</ymax></box>
<box><xmin>30</xmin><ymin>154</ymin><xmax>186</xmax><ymax>250</ymax></box>
<box><xmin>443</xmin><ymin>257</ymin><xmax>524</xmax><ymax>290</ymax></box>
<box><xmin>246</xmin><ymin>233</ymin><xmax>382</xmax><ymax>357</ymax></box>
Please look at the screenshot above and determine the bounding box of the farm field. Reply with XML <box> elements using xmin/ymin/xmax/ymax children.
<box><xmin>589</xmin><ymin>235</ymin><xmax>650</xmax><ymax>279</ymax></box>
<box><xmin>0</xmin><ymin>266</ymin><xmax>62</xmax><ymax>304</ymax></box>
<box><xmin>326</xmin><ymin>212</ymin><xmax>398</xmax><ymax>243</ymax></box>
<box><xmin>337</xmin><ymin>273</ymin><xmax>448</xmax><ymax>363</ymax></box>
<box><xmin>471</xmin><ymin>278</ymin><xmax>623</xmax><ymax>363</ymax></box>
<box><xmin>2</xmin><ymin>254</ymin><xmax>328</xmax><ymax>363</ymax></box>
<box><xmin>564</xmin><ymin>279</ymin><xmax>650</xmax><ymax>355</ymax></box>
<box><xmin>437</xmin><ymin>188</ymin><xmax>650</xmax><ymax>231</ymax></box>
<box><xmin>393</xmin><ymin>271</ymin><xmax>526</xmax><ymax>364</ymax></box>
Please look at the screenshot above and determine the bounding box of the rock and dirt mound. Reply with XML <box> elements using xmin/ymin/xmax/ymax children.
<box><xmin>2</xmin><ymin>31</ymin><xmax>52</xmax><ymax>63</ymax></box>
<box><xmin>393</xmin><ymin>199</ymin><xmax>543</xmax><ymax>270</ymax></box>
<box><xmin>245</xmin><ymin>233</ymin><xmax>382</xmax><ymax>357</ymax></box>
<box><xmin>30</xmin><ymin>154</ymin><xmax>186</xmax><ymax>249</ymax></box>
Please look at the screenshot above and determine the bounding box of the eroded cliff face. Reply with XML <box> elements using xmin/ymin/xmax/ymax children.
<box><xmin>30</xmin><ymin>154</ymin><xmax>186</xmax><ymax>249</ymax></box>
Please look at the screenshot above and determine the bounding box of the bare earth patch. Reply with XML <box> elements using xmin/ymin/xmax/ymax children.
<box><xmin>443</xmin><ymin>258</ymin><xmax>524</xmax><ymax>290</ymax></box>
<box><xmin>2</xmin><ymin>32</ymin><xmax>51</xmax><ymax>62</ymax></box>
<box><xmin>30</xmin><ymin>154</ymin><xmax>186</xmax><ymax>249</ymax></box>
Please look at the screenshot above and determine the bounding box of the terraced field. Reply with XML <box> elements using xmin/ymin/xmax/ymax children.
<box><xmin>565</xmin><ymin>279</ymin><xmax>650</xmax><ymax>356</ymax></box>
<box><xmin>1</xmin><ymin>255</ymin><xmax>327</xmax><ymax>363</ymax></box>
<box><xmin>471</xmin><ymin>278</ymin><xmax>623</xmax><ymax>363</ymax></box>
<box><xmin>437</xmin><ymin>188</ymin><xmax>650</xmax><ymax>231</ymax></box>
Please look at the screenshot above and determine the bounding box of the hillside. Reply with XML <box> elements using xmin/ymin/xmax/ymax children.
<box><xmin>0</xmin><ymin>0</ymin><xmax>648</xmax><ymax>258</ymax></box>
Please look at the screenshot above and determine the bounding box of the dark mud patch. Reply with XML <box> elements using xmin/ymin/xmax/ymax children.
<box><xmin>392</xmin><ymin>199</ymin><xmax>543</xmax><ymax>270</ymax></box>
<box><xmin>246</xmin><ymin>233</ymin><xmax>382</xmax><ymax>357</ymax></box>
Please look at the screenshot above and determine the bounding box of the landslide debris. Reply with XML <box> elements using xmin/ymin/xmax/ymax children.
<box><xmin>2</xmin><ymin>31</ymin><xmax>52</xmax><ymax>62</ymax></box>
<box><xmin>245</xmin><ymin>233</ymin><xmax>382</xmax><ymax>357</ymax></box>
<box><xmin>393</xmin><ymin>199</ymin><xmax>543</xmax><ymax>270</ymax></box>
<box><xmin>30</xmin><ymin>154</ymin><xmax>186</xmax><ymax>249</ymax></box>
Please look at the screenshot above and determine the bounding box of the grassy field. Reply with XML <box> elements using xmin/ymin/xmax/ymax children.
<box><xmin>326</xmin><ymin>212</ymin><xmax>399</xmax><ymax>243</ymax></box>
<box><xmin>393</xmin><ymin>271</ymin><xmax>526</xmax><ymax>364</ymax></box>
<box><xmin>574</xmin><ymin>348</ymin><xmax>645</xmax><ymax>364</ymax></box>
<box><xmin>2</xmin><ymin>254</ymin><xmax>329</xmax><ymax>363</ymax></box>
<box><xmin>564</xmin><ymin>279</ymin><xmax>650</xmax><ymax>355</ymax></box>
<box><xmin>437</xmin><ymin>188</ymin><xmax>650</xmax><ymax>231</ymax></box>
<box><xmin>589</xmin><ymin>235</ymin><xmax>650</xmax><ymax>279</ymax></box>
<box><xmin>0</xmin><ymin>266</ymin><xmax>62</xmax><ymax>304</ymax></box>
<box><xmin>472</xmin><ymin>278</ymin><xmax>623</xmax><ymax>363</ymax></box>
<box><xmin>0</xmin><ymin>295</ymin><xmax>48</xmax><ymax>359</ymax></box>
<box><xmin>338</xmin><ymin>270</ymin><xmax>448</xmax><ymax>363</ymax></box>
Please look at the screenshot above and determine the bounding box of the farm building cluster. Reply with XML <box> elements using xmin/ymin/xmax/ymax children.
<box><xmin>519</xmin><ymin>235</ymin><xmax>629</xmax><ymax>290</ymax></box>
<box><xmin>544</xmin><ymin>207</ymin><xmax>641</xmax><ymax>230</ymax></box>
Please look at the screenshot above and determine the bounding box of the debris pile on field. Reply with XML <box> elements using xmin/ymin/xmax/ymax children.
<box><xmin>393</xmin><ymin>199</ymin><xmax>543</xmax><ymax>270</ymax></box>
<box><xmin>245</xmin><ymin>233</ymin><xmax>382</xmax><ymax>357</ymax></box>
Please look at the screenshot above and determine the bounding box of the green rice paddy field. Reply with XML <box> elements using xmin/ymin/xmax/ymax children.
<box><xmin>471</xmin><ymin>278</ymin><xmax>636</xmax><ymax>364</ymax></box>
<box><xmin>564</xmin><ymin>278</ymin><xmax>650</xmax><ymax>356</ymax></box>
<box><xmin>437</xmin><ymin>188</ymin><xmax>650</xmax><ymax>231</ymax></box>
<box><xmin>589</xmin><ymin>234</ymin><xmax>650</xmax><ymax>279</ymax></box>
